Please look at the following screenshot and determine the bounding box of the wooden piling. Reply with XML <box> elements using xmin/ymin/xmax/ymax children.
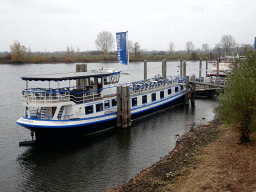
<box><xmin>117</xmin><ymin>85</ymin><xmax>131</xmax><ymax>128</ymax></box>
<box><xmin>191</xmin><ymin>83</ymin><xmax>196</xmax><ymax>104</ymax></box>
<box><xmin>185</xmin><ymin>76</ymin><xmax>189</xmax><ymax>105</ymax></box>
<box><xmin>180</xmin><ymin>58</ymin><xmax>183</xmax><ymax>77</ymax></box>
<box><xmin>206</xmin><ymin>57</ymin><xmax>208</xmax><ymax>76</ymax></box>
<box><xmin>76</xmin><ymin>64</ymin><xmax>81</xmax><ymax>87</ymax></box>
<box><xmin>117</xmin><ymin>86</ymin><xmax>122</xmax><ymax>127</ymax></box>
<box><xmin>144</xmin><ymin>60</ymin><xmax>147</xmax><ymax>80</ymax></box>
<box><xmin>162</xmin><ymin>59</ymin><xmax>167</xmax><ymax>77</ymax></box>
<box><xmin>217</xmin><ymin>58</ymin><xmax>219</xmax><ymax>78</ymax></box>
<box><xmin>183</xmin><ymin>61</ymin><xmax>186</xmax><ymax>77</ymax></box>
<box><xmin>76</xmin><ymin>63</ymin><xmax>87</xmax><ymax>88</ymax></box>
<box><xmin>199</xmin><ymin>58</ymin><xmax>202</xmax><ymax>80</ymax></box>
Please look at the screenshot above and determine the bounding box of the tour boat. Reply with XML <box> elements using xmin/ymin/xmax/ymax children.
<box><xmin>16</xmin><ymin>68</ymin><xmax>186</xmax><ymax>141</ymax></box>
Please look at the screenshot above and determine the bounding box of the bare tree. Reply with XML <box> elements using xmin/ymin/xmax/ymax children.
<box><xmin>186</xmin><ymin>41</ymin><xmax>194</xmax><ymax>54</ymax></box>
<box><xmin>65</xmin><ymin>46</ymin><xmax>75</xmax><ymax>62</ymax></box>
<box><xmin>10</xmin><ymin>41</ymin><xmax>28</xmax><ymax>63</ymax></box>
<box><xmin>220</xmin><ymin>35</ymin><xmax>236</xmax><ymax>54</ymax></box>
<box><xmin>132</xmin><ymin>42</ymin><xmax>141</xmax><ymax>57</ymax></box>
<box><xmin>95</xmin><ymin>31</ymin><xmax>114</xmax><ymax>55</ymax></box>
<box><xmin>214</xmin><ymin>43</ymin><xmax>222</xmax><ymax>57</ymax></box>
<box><xmin>202</xmin><ymin>44</ymin><xmax>209</xmax><ymax>52</ymax></box>
<box><xmin>127</xmin><ymin>40</ymin><xmax>133</xmax><ymax>53</ymax></box>
<box><xmin>169</xmin><ymin>41</ymin><xmax>175</xmax><ymax>54</ymax></box>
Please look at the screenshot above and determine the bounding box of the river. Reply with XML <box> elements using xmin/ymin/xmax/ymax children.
<box><xmin>0</xmin><ymin>61</ymin><xmax>217</xmax><ymax>191</ymax></box>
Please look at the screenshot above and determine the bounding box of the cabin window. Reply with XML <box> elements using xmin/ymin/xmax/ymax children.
<box><xmin>181</xmin><ymin>85</ymin><xmax>184</xmax><ymax>90</ymax></box>
<box><xmin>132</xmin><ymin>97</ymin><xmax>137</xmax><ymax>106</ymax></box>
<box><xmin>96</xmin><ymin>103</ymin><xmax>103</xmax><ymax>112</ymax></box>
<box><xmin>160</xmin><ymin>91</ymin><xmax>164</xmax><ymax>99</ymax></box>
<box><xmin>142</xmin><ymin>95</ymin><xmax>147</xmax><ymax>104</ymax></box>
<box><xmin>168</xmin><ymin>88</ymin><xmax>172</xmax><ymax>95</ymax></box>
<box><xmin>104</xmin><ymin>100</ymin><xmax>110</xmax><ymax>108</ymax></box>
<box><xmin>175</xmin><ymin>87</ymin><xmax>178</xmax><ymax>92</ymax></box>
<box><xmin>89</xmin><ymin>77</ymin><xmax>94</xmax><ymax>85</ymax></box>
<box><xmin>98</xmin><ymin>77</ymin><xmax>102</xmax><ymax>84</ymax></box>
<box><xmin>151</xmin><ymin>93</ymin><xmax>156</xmax><ymax>101</ymax></box>
<box><xmin>85</xmin><ymin>105</ymin><xmax>93</xmax><ymax>115</ymax></box>
<box><xmin>112</xmin><ymin>98</ymin><xmax>117</xmax><ymax>106</ymax></box>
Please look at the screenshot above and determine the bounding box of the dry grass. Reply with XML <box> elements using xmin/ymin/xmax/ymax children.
<box><xmin>161</xmin><ymin>125</ymin><xmax>256</xmax><ymax>192</ymax></box>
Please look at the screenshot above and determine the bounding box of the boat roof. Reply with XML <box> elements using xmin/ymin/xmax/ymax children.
<box><xmin>22</xmin><ymin>71</ymin><xmax>120</xmax><ymax>81</ymax></box>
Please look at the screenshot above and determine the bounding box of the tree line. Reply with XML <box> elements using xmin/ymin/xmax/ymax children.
<box><xmin>1</xmin><ymin>31</ymin><xmax>253</xmax><ymax>64</ymax></box>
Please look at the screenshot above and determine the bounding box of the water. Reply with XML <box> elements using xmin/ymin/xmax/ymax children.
<box><xmin>0</xmin><ymin>61</ymin><xmax>217</xmax><ymax>191</ymax></box>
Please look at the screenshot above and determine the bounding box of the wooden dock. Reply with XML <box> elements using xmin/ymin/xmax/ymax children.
<box><xmin>19</xmin><ymin>140</ymin><xmax>36</xmax><ymax>146</ymax></box>
<box><xmin>190</xmin><ymin>81</ymin><xmax>225</xmax><ymax>97</ymax></box>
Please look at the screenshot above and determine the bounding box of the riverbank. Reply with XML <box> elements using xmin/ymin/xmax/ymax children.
<box><xmin>0</xmin><ymin>54</ymin><xmax>208</xmax><ymax>64</ymax></box>
<box><xmin>108</xmin><ymin>117</ymin><xmax>256</xmax><ymax>191</ymax></box>
<box><xmin>107</xmin><ymin>117</ymin><xmax>222</xmax><ymax>191</ymax></box>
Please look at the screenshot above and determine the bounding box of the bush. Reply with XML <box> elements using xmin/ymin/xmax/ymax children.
<box><xmin>216</xmin><ymin>51</ymin><xmax>256</xmax><ymax>143</ymax></box>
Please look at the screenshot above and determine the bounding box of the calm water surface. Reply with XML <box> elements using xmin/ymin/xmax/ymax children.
<box><xmin>0</xmin><ymin>61</ymin><xmax>217</xmax><ymax>191</ymax></box>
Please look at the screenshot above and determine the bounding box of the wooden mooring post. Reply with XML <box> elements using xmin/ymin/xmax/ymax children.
<box><xmin>199</xmin><ymin>58</ymin><xmax>202</xmax><ymax>80</ymax></box>
<box><xmin>217</xmin><ymin>58</ymin><xmax>220</xmax><ymax>78</ymax></box>
<box><xmin>206</xmin><ymin>57</ymin><xmax>208</xmax><ymax>76</ymax></box>
<box><xmin>183</xmin><ymin>61</ymin><xmax>186</xmax><ymax>77</ymax></box>
<box><xmin>76</xmin><ymin>63</ymin><xmax>87</xmax><ymax>87</ymax></box>
<box><xmin>144</xmin><ymin>60</ymin><xmax>147</xmax><ymax>80</ymax></box>
<box><xmin>117</xmin><ymin>85</ymin><xmax>131</xmax><ymax>128</ymax></box>
<box><xmin>179</xmin><ymin>58</ymin><xmax>183</xmax><ymax>77</ymax></box>
<box><xmin>162</xmin><ymin>59</ymin><xmax>167</xmax><ymax>77</ymax></box>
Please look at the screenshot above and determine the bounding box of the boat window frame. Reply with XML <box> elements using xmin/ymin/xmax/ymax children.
<box><xmin>96</xmin><ymin>103</ymin><xmax>103</xmax><ymax>112</ymax></box>
<box><xmin>160</xmin><ymin>91</ymin><xmax>164</xmax><ymax>99</ymax></box>
<box><xmin>85</xmin><ymin>105</ymin><xmax>94</xmax><ymax>115</ymax></box>
<box><xmin>112</xmin><ymin>98</ymin><xmax>117</xmax><ymax>107</ymax></box>
<box><xmin>175</xmin><ymin>86</ymin><xmax>179</xmax><ymax>92</ymax></box>
<box><xmin>180</xmin><ymin>85</ymin><xmax>184</xmax><ymax>90</ymax></box>
<box><xmin>142</xmin><ymin>95</ymin><xmax>147</xmax><ymax>104</ymax></box>
<box><xmin>132</xmin><ymin>97</ymin><xmax>137</xmax><ymax>107</ymax></box>
<box><xmin>104</xmin><ymin>100</ymin><xmax>110</xmax><ymax>108</ymax></box>
<box><xmin>151</xmin><ymin>93</ymin><xmax>156</xmax><ymax>102</ymax></box>
<box><xmin>168</xmin><ymin>88</ymin><xmax>172</xmax><ymax>95</ymax></box>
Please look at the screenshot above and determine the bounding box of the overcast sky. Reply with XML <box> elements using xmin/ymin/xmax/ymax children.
<box><xmin>1</xmin><ymin>0</ymin><xmax>255</xmax><ymax>52</ymax></box>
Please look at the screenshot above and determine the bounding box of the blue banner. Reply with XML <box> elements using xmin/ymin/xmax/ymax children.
<box><xmin>116</xmin><ymin>32</ymin><xmax>128</xmax><ymax>64</ymax></box>
<box><xmin>254</xmin><ymin>37</ymin><xmax>256</xmax><ymax>49</ymax></box>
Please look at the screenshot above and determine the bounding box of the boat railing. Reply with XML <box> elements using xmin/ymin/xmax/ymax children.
<box><xmin>27</xmin><ymin>110</ymin><xmax>75</xmax><ymax>120</ymax></box>
<box><xmin>124</xmin><ymin>76</ymin><xmax>185</xmax><ymax>96</ymax></box>
<box><xmin>22</xmin><ymin>88</ymin><xmax>72</xmax><ymax>104</ymax></box>
<box><xmin>22</xmin><ymin>86</ymin><xmax>118</xmax><ymax>104</ymax></box>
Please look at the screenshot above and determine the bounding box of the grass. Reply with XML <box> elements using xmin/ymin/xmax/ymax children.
<box><xmin>160</xmin><ymin>124</ymin><xmax>256</xmax><ymax>191</ymax></box>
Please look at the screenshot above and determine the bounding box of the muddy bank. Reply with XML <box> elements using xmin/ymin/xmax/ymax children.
<box><xmin>108</xmin><ymin>117</ymin><xmax>221</xmax><ymax>192</ymax></box>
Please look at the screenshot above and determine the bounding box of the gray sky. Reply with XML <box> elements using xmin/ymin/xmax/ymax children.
<box><xmin>1</xmin><ymin>0</ymin><xmax>255</xmax><ymax>52</ymax></box>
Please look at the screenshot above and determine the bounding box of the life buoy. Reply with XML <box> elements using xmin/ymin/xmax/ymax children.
<box><xmin>229</xmin><ymin>63</ymin><xmax>232</xmax><ymax>67</ymax></box>
<box><xmin>213</xmin><ymin>62</ymin><xmax>216</xmax><ymax>67</ymax></box>
<box><xmin>164</xmin><ymin>77</ymin><xmax>168</xmax><ymax>80</ymax></box>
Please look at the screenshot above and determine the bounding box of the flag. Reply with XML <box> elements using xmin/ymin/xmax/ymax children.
<box><xmin>254</xmin><ymin>37</ymin><xmax>256</xmax><ymax>49</ymax></box>
<box><xmin>116</xmin><ymin>32</ymin><xmax>128</xmax><ymax>64</ymax></box>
